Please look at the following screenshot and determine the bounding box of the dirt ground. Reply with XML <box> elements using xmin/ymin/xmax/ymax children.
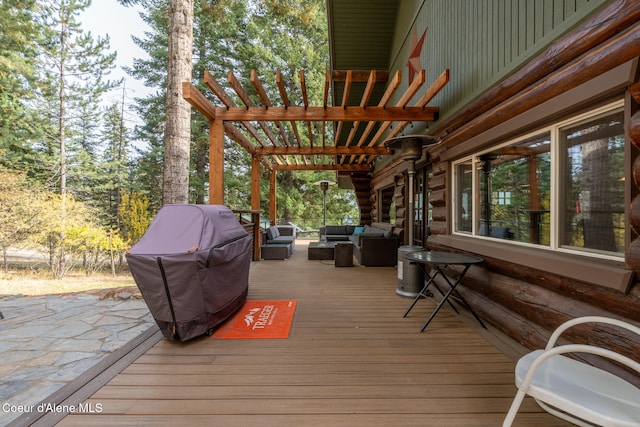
<box><xmin>0</xmin><ymin>274</ymin><xmax>139</xmax><ymax>297</ymax></box>
<box><xmin>1</xmin><ymin>252</ymin><xmax>139</xmax><ymax>297</ymax></box>
<box><xmin>0</xmin><ymin>250</ymin><xmax>139</xmax><ymax>297</ymax></box>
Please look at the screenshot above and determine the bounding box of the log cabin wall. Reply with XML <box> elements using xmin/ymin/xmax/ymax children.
<box><xmin>349</xmin><ymin>173</ymin><xmax>374</xmax><ymax>225</ymax></box>
<box><xmin>626</xmin><ymin>82</ymin><xmax>640</xmax><ymax>271</ymax></box>
<box><xmin>371</xmin><ymin>0</ymin><xmax>640</xmax><ymax>375</ymax></box>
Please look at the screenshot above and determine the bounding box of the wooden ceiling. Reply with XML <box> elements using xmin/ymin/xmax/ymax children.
<box><xmin>183</xmin><ymin>68</ymin><xmax>449</xmax><ymax>171</ymax></box>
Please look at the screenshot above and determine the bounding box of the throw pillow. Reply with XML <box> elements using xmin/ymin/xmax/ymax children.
<box><xmin>352</xmin><ymin>226</ymin><xmax>365</xmax><ymax>235</ymax></box>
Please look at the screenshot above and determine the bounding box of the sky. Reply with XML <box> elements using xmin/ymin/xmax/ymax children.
<box><xmin>79</xmin><ymin>1</ymin><xmax>153</xmax><ymax>124</ymax></box>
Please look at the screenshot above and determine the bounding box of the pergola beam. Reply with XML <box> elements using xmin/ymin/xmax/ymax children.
<box><xmin>183</xmin><ymin>68</ymin><xmax>448</xmax><ymax>208</ymax></box>
<box><xmin>366</xmin><ymin>69</ymin><xmax>427</xmax><ymax>147</ymax></box>
<box><xmin>216</xmin><ymin>105</ymin><xmax>438</xmax><ymax>122</ymax></box>
<box><xmin>355</xmin><ymin>70</ymin><xmax>402</xmax><ymax>147</ymax></box>
<box><xmin>250</xmin><ymin>70</ymin><xmax>290</xmax><ymax>147</ymax></box>
<box><xmin>382</xmin><ymin>68</ymin><xmax>451</xmax><ymax>142</ymax></box>
<box><xmin>274</xmin><ymin>163</ymin><xmax>372</xmax><ymax>171</ymax></box>
<box><xmin>300</xmin><ymin>70</ymin><xmax>314</xmax><ymax>149</ymax></box>
<box><xmin>255</xmin><ymin>146</ymin><xmax>390</xmax><ymax>156</ymax></box>
<box><xmin>276</xmin><ymin>70</ymin><xmax>301</xmax><ymax>147</ymax></box>
<box><xmin>182</xmin><ymin>83</ymin><xmax>217</xmax><ymax>120</ymax></box>
<box><xmin>334</xmin><ymin>70</ymin><xmax>352</xmax><ymax>145</ymax></box>
<box><xmin>204</xmin><ymin>70</ymin><xmax>234</xmax><ymax>107</ymax></box>
<box><xmin>361</xmin><ymin>68</ymin><xmax>451</xmax><ymax>163</ymax></box>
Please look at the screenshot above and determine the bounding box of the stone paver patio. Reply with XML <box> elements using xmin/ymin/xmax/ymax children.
<box><xmin>0</xmin><ymin>293</ymin><xmax>154</xmax><ymax>426</ymax></box>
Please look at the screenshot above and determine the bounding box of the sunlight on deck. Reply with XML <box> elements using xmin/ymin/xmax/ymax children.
<box><xmin>57</xmin><ymin>241</ymin><xmax>571</xmax><ymax>426</ymax></box>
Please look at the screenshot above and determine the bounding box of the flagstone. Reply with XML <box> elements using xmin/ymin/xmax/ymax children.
<box><xmin>48</xmin><ymin>337</ymin><xmax>102</xmax><ymax>353</ymax></box>
<box><xmin>0</xmin><ymin>350</ymin><xmax>49</xmax><ymax>366</ymax></box>
<box><xmin>52</xmin><ymin>356</ymin><xmax>104</xmax><ymax>381</ymax></box>
<box><xmin>0</xmin><ymin>323</ymin><xmax>58</xmax><ymax>340</ymax></box>
<box><xmin>0</xmin><ymin>380</ymin><xmax>29</xmax><ymax>401</ymax></box>
<box><xmin>0</xmin><ymin>293</ymin><xmax>155</xmax><ymax>425</ymax></box>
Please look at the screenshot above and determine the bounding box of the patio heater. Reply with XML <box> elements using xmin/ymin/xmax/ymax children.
<box><xmin>315</xmin><ymin>180</ymin><xmax>335</xmax><ymax>226</ymax></box>
<box><xmin>384</xmin><ymin>134</ymin><xmax>439</xmax><ymax>297</ymax></box>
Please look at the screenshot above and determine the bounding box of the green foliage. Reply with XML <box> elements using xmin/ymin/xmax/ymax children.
<box><xmin>0</xmin><ymin>169</ymin><xmax>50</xmax><ymax>269</ymax></box>
<box><xmin>0</xmin><ymin>1</ymin><xmax>44</xmax><ymax>172</ymax></box>
<box><xmin>65</xmin><ymin>224</ymin><xmax>126</xmax><ymax>276</ymax></box>
<box><xmin>36</xmin><ymin>0</ymin><xmax>121</xmax><ymax>195</ymax></box>
<box><xmin>119</xmin><ymin>191</ymin><xmax>152</xmax><ymax>245</ymax></box>
<box><xmin>0</xmin><ymin>0</ymin><xmax>354</xmax><ymax>275</ymax></box>
<box><xmin>128</xmin><ymin>0</ymin><xmax>350</xmax><ymax>226</ymax></box>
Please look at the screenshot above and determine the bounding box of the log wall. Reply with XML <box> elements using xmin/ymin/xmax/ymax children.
<box><xmin>420</xmin><ymin>79</ymin><xmax>640</xmax><ymax>384</ymax></box>
<box><xmin>377</xmin><ymin>3</ymin><xmax>640</xmax><ymax>383</ymax></box>
<box><xmin>626</xmin><ymin>82</ymin><xmax>640</xmax><ymax>273</ymax></box>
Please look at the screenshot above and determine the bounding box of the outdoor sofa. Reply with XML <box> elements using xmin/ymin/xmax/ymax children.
<box><xmin>319</xmin><ymin>223</ymin><xmax>400</xmax><ymax>267</ymax></box>
<box><xmin>261</xmin><ymin>225</ymin><xmax>296</xmax><ymax>259</ymax></box>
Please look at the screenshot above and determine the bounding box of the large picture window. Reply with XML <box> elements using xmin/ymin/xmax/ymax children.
<box><xmin>478</xmin><ymin>133</ymin><xmax>551</xmax><ymax>244</ymax></box>
<box><xmin>453</xmin><ymin>102</ymin><xmax>625</xmax><ymax>258</ymax></box>
<box><xmin>455</xmin><ymin>160</ymin><xmax>473</xmax><ymax>233</ymax></box>
<box><xmin>559</xmin><ymin>110</ymin><xmax>625</xmax><ymax>254</ymax></box>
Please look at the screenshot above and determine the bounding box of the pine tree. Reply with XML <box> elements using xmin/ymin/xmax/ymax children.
<box><xmin>123</xmin><ymin>0</ymin><xmax>355</xmax><ymax>225</ymax></box>
<box><xmin>125</xmin><ymin>0</ymin><xmax>170</xmax><ymax>212</ymax></box>
<box><xmin>38</xmin><ymin>0</ymin><xmax>120</xmax><ymax>195</ymax></box>
<box><xmin>36</xmin><ymin>0</ymin><xmax>119</xmax><ymax>276</ymax></box>
<box><xmin>0</xmin><ymin>0</ymin><xmax>44</xmax><ymax>172</ymax></box>
<box><xmin>99</xmin><ymin>102</ymin><xmax>131</xmax><ymax>229</ymax></box>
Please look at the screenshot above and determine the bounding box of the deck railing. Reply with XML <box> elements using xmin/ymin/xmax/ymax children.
<box><xmin>232</xmin><ymin>209</ymin><xmax>261</xmax><ymax>261</ymax></box>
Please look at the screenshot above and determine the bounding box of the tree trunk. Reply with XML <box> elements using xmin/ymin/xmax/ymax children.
<box><xmin>58</xmin><ymin>7</ymin><xmax>68</xmax><ymax>277</ymax></box>
<box><xmin>163</xmin><ymin>0</ymin><xmax>194</xmax><ymax>205</ymax></box>
<box><xmin>582</xmin><ymin>139</ymin><xmax>616</xmax><ymax>251</ymax></box>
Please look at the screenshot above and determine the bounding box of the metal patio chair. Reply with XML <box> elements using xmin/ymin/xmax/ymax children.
<box><xmin>503</xmin><ymin>316</ymin><xmax>640</xmax><ymax>427</ymax></box>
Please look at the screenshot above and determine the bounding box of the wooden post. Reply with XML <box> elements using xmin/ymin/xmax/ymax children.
<box><xmin>251</xmin><ymin>155</ymin><xmax>262</xmax><ymax>261</ymax></box>
<box><xmin>269</xmin><ymin>170</ymin><xmax>277</xmax><ymax>225</ymax></box>
<box><xmin>251</xmin><ymin>210</ymin><xmax>261</xmax><ymax>261</ymax></box>
<box><xmin>209</xmin><ymin>119</ymin><xmax>224</xmax><ymax>204</ymax></box>
<box><xmin>251</xmin><ymin>155</ymin><xmax>261</xmax><ymax>211</ymax></box>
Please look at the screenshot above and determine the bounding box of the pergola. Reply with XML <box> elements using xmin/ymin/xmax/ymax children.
<box><xmin>182</xmin><ymin>67</ymin><xmax>449</xmax><ymax>221</ymax></box>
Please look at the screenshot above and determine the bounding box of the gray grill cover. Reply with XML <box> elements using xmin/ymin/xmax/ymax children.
<box><xmin>126</xmin><ymin>205</ymin><xmax>252</xmax><ymax>341</ymax></box>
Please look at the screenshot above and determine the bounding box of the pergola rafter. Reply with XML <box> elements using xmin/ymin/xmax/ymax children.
<box><xmin>182</xmin><ymin>68</ymin><xmax>449</xmax><ymax>206</ymax></box>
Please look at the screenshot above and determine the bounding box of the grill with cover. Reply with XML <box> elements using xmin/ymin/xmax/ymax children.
<box><xmin>126</xmin><ymin>204</ymin><xmax>252</xmax><ymax>341</ymax></box>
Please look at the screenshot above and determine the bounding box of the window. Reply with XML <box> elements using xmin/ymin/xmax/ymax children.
<box><xmin>453</xmin><ymin>102</ymin><xmax>624</xmax><ymax>258</ymax></box>
<box><xmin>477</xmin><ymin>133</ymin><xmax>551</xmax><ymax>243</ymax></box>
<box><xmin>455</xmin><ymin>160</ymin><xmax>473</xmax><ymax>233</ymax></box>
<box><xmin>414</xmin><ymin>168</ymin><xmax>431</xmax><ymax>246</ymax></box>
<box><xmin>559</xmin><ymin>110</ymin><xmax>625</xmax><ymax>254</ymax></box>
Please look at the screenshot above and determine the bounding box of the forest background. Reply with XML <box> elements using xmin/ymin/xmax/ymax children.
<box><xmin>0</xmin><ymin>0</ymin><xmax>357</xmax><ymax>288</ymax></box>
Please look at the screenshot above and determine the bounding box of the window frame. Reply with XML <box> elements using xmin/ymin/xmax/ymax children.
<box><xmin>452</xmin><ymin>99</ymin><xmax>625</xmax><ymax>262</ymax></box>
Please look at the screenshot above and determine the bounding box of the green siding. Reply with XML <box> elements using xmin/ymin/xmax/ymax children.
<box><xmin>387</xmin><ymin>0</ymin><xmax>609</xmax><ymax>131</ymax></box>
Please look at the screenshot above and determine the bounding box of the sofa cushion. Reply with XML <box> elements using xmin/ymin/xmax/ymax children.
<box><xmin>360</xmin><ymin>231</ymin><xmax>385</xmax><ymax>239</ymax></box>
<box><xmin>325</xmin><ymin>225</ymin><xmax>347</xmax><ymax>235</ymax></box>
<box><xmin>266</xmin><ymin>226</ymin><xmax>280</xmax><ymax>240</ymax></box>
<box><xmin>271</xmin><ymin>235</ymin><xmax>295</xmax><ymax>244</ymax></box>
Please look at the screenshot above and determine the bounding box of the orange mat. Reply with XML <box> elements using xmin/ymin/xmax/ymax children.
<box><xmin>211</xmin><ymin>300</ymin><xmax>297</xmax><ymax>339</ymax></box>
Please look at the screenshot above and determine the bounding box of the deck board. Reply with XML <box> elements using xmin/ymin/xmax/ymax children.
<box><xmin>57</xmin><ymin>240</ymin><xmax>571</xmax><ymax>426</ymax></box>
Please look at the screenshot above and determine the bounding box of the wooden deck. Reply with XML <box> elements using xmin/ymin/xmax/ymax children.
<box><xmin>57</xmin><ymin>241</ymin><xmax>570</xmax><ymax>427</ymax></box>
